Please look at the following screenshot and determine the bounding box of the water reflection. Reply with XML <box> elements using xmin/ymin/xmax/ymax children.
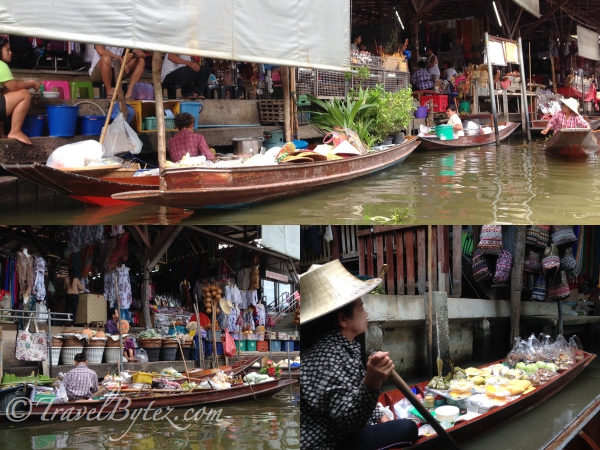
<box><xmin>1</xmin><ymin>388</ymin><xmax>299</xmax><ymax>450</ymax></box>
<box><xmin>5</xmin><ymin>137</ymin><xmax>600</xmax><ymax>224</ymax></box>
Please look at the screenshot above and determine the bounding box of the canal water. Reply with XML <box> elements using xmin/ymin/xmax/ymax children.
<box><xmin>4</xmin><ymin>134</ymin><xmax>600</xmax><ymax>225</ymax></box>
<box><xmin>0</xmin><ymin>386</ymin><xmax>299</xmax><ymax>450</ymax></box>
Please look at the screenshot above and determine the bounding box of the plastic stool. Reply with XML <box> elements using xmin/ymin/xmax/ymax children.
<box><xmin>234</xmin><ymin>86</ymin><xmax>246</xmax><ymax>99</ymax></box>
<box><xmin>164</xmin><ymin>85</ymin><xmax>182</xmax><ymax>99</ymax></box>
<box><xmin>42</xmin><ymin>80</ymin><xmax>71</xmax><ymax>99</ymax></box>
<box><xmin>204</xmin><ymin>85</ymin><xmax>222</xmax><ymax>99</ymax></box>
<box><xmin>70</xmin><ymin>81</ymin><xmax>94</xmax><ymax>99</ymax></box>
<box><xmin>222</xmin><ymin>85</ymin><xmax>235</xmax><ymax>99</ymax></box>
<box><xmin>92</xmin><ymin>82</ymin><xmax>106</xmax><ymax>99</ymax></box>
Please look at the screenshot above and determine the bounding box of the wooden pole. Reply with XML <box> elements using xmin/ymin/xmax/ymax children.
<box><xmin>528</xmin><ymin>42</ymin><xmax>532</xmax><ymax>87</ymax></box>
<box><xmin>152</xmin><ymin>52</ymin><xmax>167</xmax><ymax>190</ymax></box>
<box><xmin>173</xmin><ymin>319</ymin><xmax>190</xmax><ymax>381</ymax></box>
<box><xmin>282</xmin><ymin>66</ymin><xmax>291</xmax><ymax>142</ymax></box>
<box><xmin>115</xmin><ymin>271</ymin><xmax>122</xmax><ymax>376</ymax></box>
<box><xmin>550</xmin><ymin>54</ymin><xmax>558</xmax><ymax>94</ymax></box>
<box><xmin>290</xmin><ymin>67</ymin><xmax>299</xmax><ymax>137</ymax></box>
<box><xmin>100</xmin><ymin>49</ymin><xmax>130</xmax><ymax>145</ymax></box>
<box><xmin>510</xmin><ymin>226</ymin><xmax>527</xmax><ymax>343</ymax></box>
<box><xmin>485</xmin><ymin>33</ymin><xmax>501</xmax><ymax>146</ymax></box>
<box><xmin>427</xmin><ymin>225</ymin><xmax>433</xmax><ymax>379</ymax></box>
<box><xmin>211</xmin><ymin>299</ymin><xmax>218</xmax><ymax>368</ymax></box>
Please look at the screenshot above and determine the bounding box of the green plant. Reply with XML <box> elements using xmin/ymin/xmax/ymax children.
<box><xmin>363</xmin><ymin>208</ymin><xmax>408</xmax><ymax>224</ymax></box>
<box><xmin>365</xmin><ymin>85</ymin><xmax>416</xmax><ymax>143</ymax></box>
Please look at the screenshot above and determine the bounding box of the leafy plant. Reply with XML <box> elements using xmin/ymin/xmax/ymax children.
<box><xmin>364</xmin><ymin>85</ymin><xmax>416</xmax><ymax>143</ymax></box>
<box><xmin>363</xmin><ymin>208</ymin><xmax>408</xmax><ymax>224</ymax></box>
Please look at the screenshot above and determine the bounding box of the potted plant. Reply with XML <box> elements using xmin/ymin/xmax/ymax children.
<box><xmin>365</xmin><ymin>85</ymin><xmax>416</xmax><ymax>144</ymax></box>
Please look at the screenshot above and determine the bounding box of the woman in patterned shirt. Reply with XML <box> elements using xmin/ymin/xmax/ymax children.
<box><xmin>300</xmin><ymin>260</ymin><xmax>418</xmax><ymax>450</ymax></box>
<box><xmin>541</xmin><ymin>97</ymin><xmax>590</xmax><ymax>135</ymax></box>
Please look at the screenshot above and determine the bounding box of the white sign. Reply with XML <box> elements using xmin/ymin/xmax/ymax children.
<box><xmin>266</xmin><ymin>270</ymin><xmax>289</xmax><ymax>283</ymax></box>
<box><xmin>577</xmin><ymin>25</ymin><xmax>600</xmax><ymax>62</ymax></box>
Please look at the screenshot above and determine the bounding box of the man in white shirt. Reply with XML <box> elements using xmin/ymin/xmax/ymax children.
<box><xmin>89</xmin><ymin>45</ymin><xmax>146</xmax><ymax>99</ymax></box>
<box><xmin>162</xmin><ymin>54</ymin><xmax>212</xmax><ymax>99</ymax></box>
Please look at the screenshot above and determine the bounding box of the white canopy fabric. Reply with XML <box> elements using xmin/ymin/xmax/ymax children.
<box><xmin>0</xmin><ymin>0</ymin><xmax>351</xmax><ymax>71</ymax></box>
<box><xmin>577</xmin><ymin>25</ymin><xmax>600</xmax><ymax>62</ymax></box>
<box><xmin>261</xmin><ymin>226</ymin><xmax>300</xmax><ymax>261</ymax></box>
<box><xmin>512</xmin><ymin>0</ymin><xmax>540</xmax><ymax>18</ymax></box>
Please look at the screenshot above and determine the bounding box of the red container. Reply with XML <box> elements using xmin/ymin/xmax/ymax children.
<box><xmin>257</xmin><ymin>341</ymin><xmax>269</xmax><ymax>352</ymax></box>
<box><xmin>420</xmin><ymin>95</ymin><xmax>448</xmax><ymax>113</ymax></box>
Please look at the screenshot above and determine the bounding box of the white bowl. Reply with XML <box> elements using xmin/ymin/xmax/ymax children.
<box><xmin>435</xmin><ymin>405</ymin><xmax>459</xmax><ymax>423</ymax></box>
<box><xmin>42</xmin><ymin>91</ymin><xmax>60</xmax><ymax>99</ymax></box>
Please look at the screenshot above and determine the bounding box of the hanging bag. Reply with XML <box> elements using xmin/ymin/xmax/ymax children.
<box><xmin>560</xmin><ymin>246</ymin><xmax>576</xmax><ymax>272</ymax></box>
<box><xmin>224</xmin><ymin>329</ymin><xmax>236</xmax><ymax>358</ymax></box>
<box><xmin>526</xmin><ymin>225</ymin><xmax>550</xmax><ymax>249</ymax></box>
<box><xmin>547</xmin><ymin>271</ymin><xmax>570</xmax><ymax>302</ymax></box>
<box><xmin>477</xmin><ymin>225</ymin><xmax>503</xmax><ymax>255</ymax></box>
<box><xmin>524</xmin><ymin>248</ymin><xmax>543</xmax><ymax>274</ymax></box>
<box><xmin>542</xmin><ymin>244</ymin><xmax>560</xmax><ymax>278</ymax></box>
<box><xmin>472</xmin><ymin>249</ymin><xmax>492</xmax><ymax>282</ymax></box>
<box><xmin>492</xmin><ymin>250</ymin><xmax>513</xmax><ymax>284</ymax></box>
<box><xmin>551</xmin><ymin>225</ymin><xmax>577</xmax><ymax>246</ymax></box>
<box><xmin>15</xmin><ymin>319</ymin><xmax>48</xmax><ymax>361</ymax></box>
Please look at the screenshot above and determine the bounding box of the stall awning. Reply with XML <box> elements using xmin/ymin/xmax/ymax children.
<box><xmin>0</xmin><ymin>0</ymin><xmax>351</xmax><ymax>71</ymax></box>
<box><xmin>577</xmin><ymin>25</ymin><xmax>600</xmax><ymax>62</ymax></box>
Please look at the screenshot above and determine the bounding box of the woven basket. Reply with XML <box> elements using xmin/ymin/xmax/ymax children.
<box><xmin>84</xmin><ymin>347</ymin><xmax>105</xmax><ymax>364</ymax></box>
<box><xmin>87</xmin><ymin>338</ymin><xmax>107</xmax><ymax>348</ymax></box>
<box><xmin>182</xmin><ymin>340</ymin><xmax>193</xmax><ymax>348</ymax></box>
<box><xmin>51</xmin><ymin>338</ymin><xmax>63</xmax><ymax>347</ymax></box>
<box><xmin>138</xmin><ymin>338</ymin><xmax>162</xmax><ymax>348</ymax></box>
<box><xmin>63</xmin><ymin>337</ymin><xmax>85</xmax><ymax>347</ymax></box>
<box><xmin>161</xmin><ymin>339</ymin><xmax>179</xmax><ymax>348</ymax></box>
<box><xmin>106</xmin><ymin>338</ymin><xmax>124</xmax><ymax>348</ymax></box>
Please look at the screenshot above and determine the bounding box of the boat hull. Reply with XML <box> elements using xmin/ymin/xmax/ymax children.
<box><xmin>417</xmin><ymin>122</ymin><xmax>520</xmax><ymax>151</ymax></box>
<box><xmin>1</xmin><ymin>163</ymin><xmax>159</xmax><ymax>206</ymax></box>
<box><xmin>112</xmin><ymin>137</ymin><xmax>420</xmax><ymax>209</ymax></box>
<box><xmin>379</xmin><ymin>352</ymin><xmax>596</xmax><ymax>449</ymax></box>
<box><xmin>0</xmin><ymin>378</ymin><xmax>297</xmax><ymax>420</ymax></box>
<box><xmin>543</xmin><ymin>393</ymin><xmax>600</xmax><ymax>449</ymax></box>
<box><xmin>544</xmin><ymin>128</ymin><xmax>599</xmax><ymax>158</ymax></box>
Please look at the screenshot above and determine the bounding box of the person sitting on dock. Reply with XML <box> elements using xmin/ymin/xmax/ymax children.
<box><xmin>105</xmin><ymin>307</ymin><xmax>138</xmax><ymax>362</ymax></box>
<box><xmin>411</xmin><ymin>60</ymin><xmax>433</xmax><ymax>91</ymax></box>
<box><xmin>300</xmin><ymin>260</ymin><xmax>418</xmax><ymax>450</ymax></box>
<box><xmin>63</xmin><ymin>353</ymin><xmax>98</xmax><ymax>401</ymax></box>
<box><xmin>89</xmin><ymin>45</ymin><xmax>146</xmax><ymax>99</ymax></box>
<box><xmin>0</xmin><ymin>36</ymin><xmax>40</xmax><ymax>145</ymax></box>
<box><xmin>162</xmin><ymin>54</ymin><xmax>211</xmax><ymax>99</ymax></box>
<box><xmin>541</xmin><ymin>98</ymin><xmax>590</xmax><ymax>135</ymax></box>
<box><xmin>445</xmin><ymin>104</ymin><xmax>464</xmax><ymax>137</ymax></box>
<box><xmin>168</xmin><ymin>112</ymin><xmax>214</xmax><ymax>163</ymax></box>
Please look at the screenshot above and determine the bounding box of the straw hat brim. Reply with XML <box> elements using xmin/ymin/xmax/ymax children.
<box><xmin>219</xmin><ymin>298</ymin><xmax>232</xmax><ymax>315</ymax></box>
<box><xmin>560</xmin><ymin>98</ymin><xmax>580</xmax><ymax>115</ymax></box>
<box><xmin>281</xmin><ymin>155</ymin><xmax>314</xmax><ymax>163</ymax></box>
<box><xmin>300</xmin><ymin>259</ymin><xmax>381</xmax><ymax>324</ymax></box>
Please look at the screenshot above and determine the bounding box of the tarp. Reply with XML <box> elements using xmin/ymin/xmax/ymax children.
<box><xmin>261</xmin><ymin>226</ymin><xmax>300</xmax><ymax>261</ymax></box>
<box><xmin>0</xmin><ymin>0</ymin><xmax>351</xmax><ymax>71</ymax></box>
<box><xmin>576</xmin><ymin>25</ymin><xmax>600</xmax><ymax>62</ymax></box>
<box><xmin>512</xmin><ymin>0</ymin><xmax>540</xmax><ymax>18</ymax></box>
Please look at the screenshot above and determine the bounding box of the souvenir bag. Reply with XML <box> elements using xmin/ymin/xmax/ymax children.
<box><xmin>492</xmin><ymin>250</ymin><xmax>512</xmax><ymax>284</ymax></box>
<box><xmin>15</xmin><ymin>319</ymin><xmax>48</xmax><ymax>361</ymax></box>
<box><xmin>472</xmin><ymin>249</ymin><xmax>492</xmax><ymax>282</ymax></box>
<box><xmin>526</xmin><ymin>225</ymin><xmax>550</xmax><ymax>249</ymax></box>
<box><xmin>531</xmin><ymin>275</ymin><xmax>547</xmax><ymax>301</ymax></box>
<box><xmin>523</xmin><ymin>248</ymin><xmax>542</xmax><ymax>274</ymax></box>
<box><xmin>546</xmin><ymin>271</ymin><xmax>570</xmax><ymax>302</ymax></box>
<box><xmin>551</xmin><ymin>225</ymin><xmax>577</xmax><ymax>246</ymax></box>
<box><xmin>224</xmin><ymin>329</ymin><xmax>236</xmax><ymax>358</ymax></box>
<box><xmin>542</xmin><ymin>244</ymin><xmax>560</xmax><ymax>277</ymax></box>
<box><xmin>477</xmin><ymin>225</ymin><xmax>503</xmax><ymax>255</ymax></box>
<box><xmin>560</xmin><ymin>246</ymin><xmax>576</xmax><ymax>272</ymax></box>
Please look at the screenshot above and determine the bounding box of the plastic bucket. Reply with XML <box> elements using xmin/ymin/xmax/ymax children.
<box><xmin>61</xmin><ymin>346</ymin><xmax>84</xmax><ymax>365</ymax></box>
<box><xmin>415</xmin><ymin>106</ymin><xmax>428</xmax><ymax>118</ymax></box>
<box><xmin>263</xmin><ymin>129</ymin><xmax>284</xmax><ymax>150</ymax></box>
<box><xmin>22</xmin><ymin>114</ymin><xmax>45</xmax><ymax>137</ymax></box>
<box><xmin>46</xmin><ymin>105</ymin><xmax>79</xmax><ymax>137</ymax></box>
<box><xmin>180</xmin><ymin>102</ymin><xmax>203</xmax><ymax>129</ymax></box>
<box><xmin>459</xmin><ymin>100</ymin><xmax>471</xmax><ymax>114</ymax></box>
<box><xmin>110</xmin><ymin>101</ymin><xmax>135</xmax><ymax>124</ymax></box>
<box><xmin>175</xmin><ymin>346</ymin><xmax>192</xmax><ymax>361</ymax></box>
<box><xmin>145</xmin><ymin>347</ymin><xmax>161</xmax><ymax>362</ymax></box>
<box><xmin>84</xmin><ymin>347</ymin><xmax>105</xmax><ymax>364</ymax></box>
<box><xmin>78</xmin><ymin>115</ymin><xmax>106</xmax><ymax>136</ymax></box>
<box><xmin>436</xmin><ymin>124</ymin><xmax>454</xmax><ymax>141</ymax></box>
<box><xmin>160</xmin><ymin>347</ymin><xmax>178</xmax><ymax>361</ymax></box>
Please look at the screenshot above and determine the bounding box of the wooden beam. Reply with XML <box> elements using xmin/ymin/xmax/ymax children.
<box><xmin>510</xmin><ymin>8</ymin><xmax>523</xmax><ymax>40</ymax></box>
<box><xmin>133</xmin><ymin>225</ymin><xmax>151</xmax><ymax>249</ymax></box>
<box><xmin>521</xmin><ymin>0</ymin><xmax>571</xmax><ymax>39</ymax></box>
<box><xmin>23</xmin><ymin>226</ymin><xmax>48</xmax><ymax>256</ymax></box>
<box><xmin>410</xmin><ymin>0</ymin><xmax>444</xmax><ymax>25</ymax></box>
<box><xmin>496</xmin><ymin>0</ymin><xmax>510</xmax><ymax>38</ymax></box>
<box><xmin>141</xmin><ymin>226</ymin><xmax>183</xmax><ymax>269</ymax></box>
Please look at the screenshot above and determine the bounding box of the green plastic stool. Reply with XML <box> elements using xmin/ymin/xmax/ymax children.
<box><xmin>70</xmin><ymin>81</ymin><xmax>94</xmax><ymax>99</ymax></box>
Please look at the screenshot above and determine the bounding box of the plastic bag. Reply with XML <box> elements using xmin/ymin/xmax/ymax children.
<box><xmin>554</xmin><ymin>334</ymin><xmax>574</xmax><ymax>370</ymax></box>
<box><xmin>54</xmin><ymin>380</ymin><xmax>68</xmax><ymax>404</ymax></box>
<box><xmin>104</xmin><ymin>112</ymin><xmax>142</xmax><ymax>157</ymax></box>
<box><xmin>505</xmin><ymin>337</ymin><xmax>524</xmax><ymax>367</ymax></box>
<box><xmin>224</xmin><ymin>329</ymin><xmax>236</xmax><ymax>358</ymax></box>
<box><xmin>376</xmin><ymin>402</ymin><xmax>394</xmax><ymax>421</ymax></box>
<box><xmin>36</xmin><ymin>301</ymin><xmax>49</xmax><ymax>324</ymax></box>
<box><xmin>135</xmin><ymin>348</ymin><xmax>148</xmax><ymax>363</ymax></box>
<box><xmin>569</xmin><ymin>335</ymin><xmax>584</xmax><ymax>362</ymax></box>
<box><xmin>393</xmin><ymin>398</ymin><xmax>413</xmax><ymax>420</ymax></box>
<box><xmin>539</xmin><ymin>334</ymin><xmax>556</xmax><ymax>362</ymax></box>
<box><xmin>46</xmin><ymin>140</ymin><xmax>105</xmax><ymax>168</ymax></box>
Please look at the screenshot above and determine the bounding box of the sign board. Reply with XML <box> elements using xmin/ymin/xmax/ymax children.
<box><xmin>512</xmin><ymin>0</ymin><xmax>540</xmax><ymax>18</ymax></box>
<box><xmin>266</xmin><ymin>270</ymin><xmax>289</xmax><ymax>283</ymax></box>
<box><xmin>261</xmin><ymin>226</ymin><xmax>300</xmax><ymax>260</ymax></box>
<box><xmin>484</xmin><ymin>41</ymin><xmax>507</xmax><ymax>66</ymax></box>
<box><xmin>577</xmin><ymin>25</ymin><xmax>600</xmax><ymax>61</ymax></box>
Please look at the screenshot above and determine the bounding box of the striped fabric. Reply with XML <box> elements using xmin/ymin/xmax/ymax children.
<box><xmin>526</xmin><ymin>225</ymin><xmax>550</xmax><ymax>249</ymax></box>
<box><xmin>472</xmin><ymin>249</ymin><xmax>492</xmax><ymax>282</ymax></box>
<box><xmin>492</xmin><ymin>250</ymin><xmax>512</xmax><ymax>284</ymax></box>
<box><xmin>477</xmin><ymin>225</ymin><xmax>503</xmax><ymax>255</ymax></box>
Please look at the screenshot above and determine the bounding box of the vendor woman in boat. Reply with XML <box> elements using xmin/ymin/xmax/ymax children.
<box><xmin>541</xmin><ymin>98</ymin><xmax>590</xmax><ymax>135</ymax></box>
<box><xmin>300</xmin><ymin>260</ymin><xmax>418</xmax><ymax>450</ymax></box>
<box><xmin>168</xmin><ymin>112</ymin><xmax>215</xmax><ymax>163</ymax></box>
<box><xmin>446</xmin><ymin>104</ymin><xmax>464</xmax><ymax>137</ymax></box>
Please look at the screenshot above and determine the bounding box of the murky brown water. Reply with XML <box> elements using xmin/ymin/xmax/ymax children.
<box><xmin>4</xmin><ymin>134</ymin><xmax>600</xmax><ymax>225</ymax></box>
<box><xmin>0</xmin><ymin>386</ymin><xmax>299</xmax><ymax>450</ymax></box>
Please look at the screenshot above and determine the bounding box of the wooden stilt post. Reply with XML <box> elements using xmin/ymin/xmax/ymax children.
<box><xmin>510</xmin><ymin>226</ymin><xmax>527</xmax><ymax>342</ymax></box>
<box><xmin>427</xmin><ymin>225</ymin><xmax>433</xmax><ymax>379</ymax></box>
<box><xmin>283</xmin><ymin>66</ymin><xmax>291</xmax><ymax>142</ymax></box>
<box><xmin>518</xmin><ymin>36</ymin><xmax>532</xmax><ymax>142</ymax></box>
<box><xmin>485</xmin><ymin>32</ymin><xmax>501</xmax><ymax>146</ymax></box>
<box><xmin>152</xmin><ymin>52</ymin><xmax>167</xmax><ymax>190</ymax></box>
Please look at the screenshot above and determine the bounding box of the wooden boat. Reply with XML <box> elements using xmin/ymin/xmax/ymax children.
<box><xmin>378</xmin><ymin>352</ymin><xmax>595</xmax><ymax>449</ymax></box>
<box><xmin>542</xmin><ymin>392</ymin><xmax>600</xmax><ymax>449</ymax></box>
<box><xmin>0</xmin><ymin>378</ymin><xmax>297</xmax><ymax>420</ymax></box>
<box><xmin>417</xmin><ymin>122</ymin><xmax>520</xmax><ymax>151</ymax></box>
<box><xmin>1</xmin><ymin>162</ymin><xmax>159</xmax><ymax>207</ymax></box>
<box><xmin>183</xmin><ymin>355</ymin><xmax>261</xmax><ymax>379</ymax></box>
<box><xmin>544</xmin><ymin>128</ymin><xmax>600</xmax><ymax>158</ymax></box>
<box><xmin>111</xmin><ymin>136</ymin><xmax>420</xmax><ymax>209</ymax></box>
<box><xmin>531</xmin><ymin>116</ymin><xmax>600</xmax><ymax>134</ymax></box>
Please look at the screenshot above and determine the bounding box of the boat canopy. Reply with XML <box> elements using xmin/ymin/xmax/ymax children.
<box><xmin>0</xmin><ymin>0</ymin><xmax>351</xmax><ymax>71</ymax></box>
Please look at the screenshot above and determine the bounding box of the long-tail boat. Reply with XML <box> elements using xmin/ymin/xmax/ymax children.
<box><xmin>544</xmin><ymin>128</ymin><xmax>599</xmax><ymax>158</ymax></box>
<box><xmin>542</xmin><ymin>392</ymin><xmax>600</xmax><ymax>449</ymax></box>
<box><xmin>378</xmin><ymin>352</ymin><xmax>595</xmax><ymax>449</ymax></box>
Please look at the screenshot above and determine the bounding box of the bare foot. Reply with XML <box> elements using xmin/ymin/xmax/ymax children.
<box><xmin>8</xmin><ymin>131</ymin><xmax>33</xmax><ymax>145</ymax></box>
<box><xmin>105</xmin><ymin>90</ymin><xmax>115</xmax><ymax>98</ymax></box>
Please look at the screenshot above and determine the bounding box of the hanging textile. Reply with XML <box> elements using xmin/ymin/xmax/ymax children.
<box><xmin>31</xmin><ymin>256</ymin><xmax>46</xmax><ymax>302</ymax></box>
<box><xmin>256</xmin><ymin>303</ymin><xmax>266</xmax><ymax>327</ymax></box>
<box><xmin>106</xmin><ymin>232</ymin><xmax>130</xmax><ymax>270</ymax></box>
<box><xmin>16</xmin><ymin>250</ymin><xmax>34</xmax><ymax>301</ymax></box>
<box><xmin>228</xmin><ymin>306</ymin><xmax>239</xmax><ymax>331</ymax></box>
<box><xmin>117</xmin><ymin>265</ymin><xmax>132</xmax><ymax>310</ymax></box>
<box><xmin>104</xmin><ymin>271</ymin><xmax>117</xmax><ymax>308</ymax></box>
<box><xmin>81</xmin><ymin>244</ymin><xmax>95</xmax><ymax>277</ymax></box>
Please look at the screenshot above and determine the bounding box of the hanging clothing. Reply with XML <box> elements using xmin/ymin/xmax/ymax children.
<box><xmin>107</xmin><ymin>232</ymin><xmax>130</xmax><ymax>270</ymax></box>
<box><xmin>230</xmin><ymin>285</ymin><xmax>243</xmax><ymax>307</ymax></box>
<box><xmin>16</xmin><ymin>250</ymin><xmax>34</xmax><ymax>299</ymax></box>
<box><xmin>117</xmin><ymin>266</ymin><xmax>132</xmax><ymax>310</ymax></box>
<box><xmin>31</xmin><ymin>257</ymin><xmax>46</xmax><ymax>302</ymax></box>
<box><xmin>242</xmin><ymin>309</ymin><xmax>255</xmax><ymax>331</ymax></box>
<box><xmin>228</xmin><ymin>306</ymin><xmax>239</xmax><ymax>331</ymax></box>
<box><xmin>238</xmin><ymin>268</ymin><xmax>251</xmax><ymax>290</ymax></box>
<box><xmin>104</xmin><ymin>272</ymin><xmax>117</xmax><ymax>308</ymax></box>
<box><xmin>249</xmin><ymin>267</ymin><xmax>260</xmax><ymax>290</ymax></box>
<box><xmin>256</xmin><ymin>303</ymin><xmax>266</xmax><ymax>327</ymax></box>
<box><xmin>216</xmin><ymin>309</ymin><xmax>227</xmax><ymax>331</ymax></box>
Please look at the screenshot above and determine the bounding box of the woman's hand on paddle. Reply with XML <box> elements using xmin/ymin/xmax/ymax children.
<box><xmin>541</xmin><ymin>128</ymin><xmax>550</xmax><ymax>135</ymax></box>
<box><xmin>364</xmin><ymin>351</ymin><xmax>394</xmax><ymax>392</ymax></box>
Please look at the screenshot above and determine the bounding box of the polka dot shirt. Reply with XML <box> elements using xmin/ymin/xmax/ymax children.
<box><xmin>301</xmin><ymin>330</ymin><xmax>383</xmax><ymax>449</ymax></box>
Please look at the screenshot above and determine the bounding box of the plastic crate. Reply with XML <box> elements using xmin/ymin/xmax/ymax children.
<box><xmin>245</xmin><ymin>340</ymin><xmax>257</xmax><ymax>352</ymax></box>
<box><xmin>144</xmin><ymin>116</ymin><xmax>175</xmax><ymax>131</ymax></box>
<box><xmin>205</xmin><ymin>342</ymin><xmax>224</xmax><ymax>355</ymax></box>
<box><xmin>282</xmin><ymin>341</ymin><xmax>294</xmax><ymax>352</ymax></box>
<box><xmin>206</xmin><ymin>330</ymin><xmax>221</xmax><ymax>341</ymax></box>
<box><xmin>270</xmin><ymin>340</ymin><xmax>282</xmax><ymax>352</ymax></box>
<box><xmin>258</xmin><ymin>100</ymin><xmax>284</xmax><ymax>125</ymax></box>
<box><xmin>257</xmin><ymin>341</ymin><xmax>269</xmax><ymax>352</ymax></box>
<box><xmin>236</xmin><ymin>340</ymin><xmax>247</xmax><ymax>352</ymax></box>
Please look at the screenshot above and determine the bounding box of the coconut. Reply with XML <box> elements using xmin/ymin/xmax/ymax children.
<box><xmin>119</xmin><ymin>319</ymin><xmax>130</xmax><ymax>334</ymax></box>
<box><xmin>81</xmin><ymin>328</ymin><xmax>93</xmax><ymax>338</ymax></box>
<box><xmin>95</xmin><ymin>330</ymin><xmax>106</xmax><ymax>338</ymax></box>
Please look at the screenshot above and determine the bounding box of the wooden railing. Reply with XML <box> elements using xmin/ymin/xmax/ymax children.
<box><xmin>357</xmin><ymin>226</ymin><xmax>463</xmax><ymax>297</ymax></box>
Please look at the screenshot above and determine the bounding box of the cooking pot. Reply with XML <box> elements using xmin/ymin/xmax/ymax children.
<box><xmin>232</xmin><ymin>137</ymin><xmax>264</xmax><ymax>156</ymax></box>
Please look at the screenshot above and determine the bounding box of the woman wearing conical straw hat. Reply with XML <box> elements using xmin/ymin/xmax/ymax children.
<box><xmin>541</xmin><ymin>97</ymin><xmax>589</xmax><ymax>135</ymax></box>
<box><xmin>300</xmin><ymin>260</ymin><xmax>418</xmax><ymax>450</ymax></box>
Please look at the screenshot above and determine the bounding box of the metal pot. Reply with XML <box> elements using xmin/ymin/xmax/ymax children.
<box><xmin>232</xmin><ymin>137</ymin><xmax>264</xmax><ymax>156</ymax></box>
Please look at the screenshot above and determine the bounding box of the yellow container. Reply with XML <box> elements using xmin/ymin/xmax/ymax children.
<box><xmin>133</xmin><ymin>372</ymin><xmax>153</xmax><ymax>384</ymax></box>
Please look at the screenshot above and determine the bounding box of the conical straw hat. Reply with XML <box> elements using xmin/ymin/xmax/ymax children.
<box><xmin>219</xmin><ymin>298</ymin><xmax>232</xmax><ymax>315</ymax></box>
<box><xmin>560</xmin><ymin>97</ymin><xmax>580</xmax><ymax>115</ymax></box>
<box><xmin>300</xmin><ymin>259</ymin><xmax>381</xmax><ymax>324</ymax></box>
